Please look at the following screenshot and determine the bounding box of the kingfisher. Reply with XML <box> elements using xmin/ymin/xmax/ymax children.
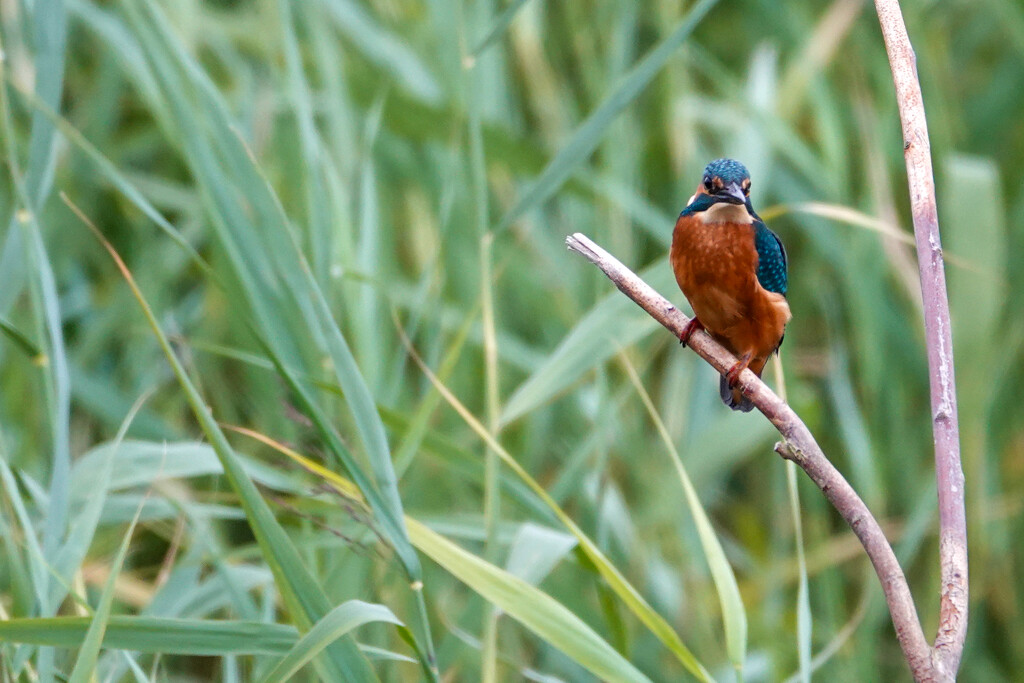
<box><xmin>670</xmin><ymin>159</ymin><xmax>790</xmax><ymax>412</ymax></box>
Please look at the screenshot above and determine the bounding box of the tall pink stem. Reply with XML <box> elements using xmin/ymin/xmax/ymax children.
<box><xmin>873</xmin><ymin>1</ymin><xmax>968</xmax><ymax>678</ymax></box>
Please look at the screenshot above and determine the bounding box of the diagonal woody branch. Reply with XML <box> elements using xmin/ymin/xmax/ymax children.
<box><xmin>566</xmin><ymin>232</ymin><xmax>937</xmax><ymax>680</ymax></box>
<box><xmin>874</xmin><ymin>1</ymin><xmax>968</xmax><ymax>679</ymax></box>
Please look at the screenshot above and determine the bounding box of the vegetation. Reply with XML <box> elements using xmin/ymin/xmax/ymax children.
<box><xmin>0</xmin><ymin>0</ymin><xmax>1017</xmax><ymax>680</ymax></box>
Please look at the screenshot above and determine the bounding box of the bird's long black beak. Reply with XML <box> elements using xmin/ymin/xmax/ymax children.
<box><xmin>719</xmin><ymin>181</ymin><xmax>746</xmax><ymax>205</ymax></box>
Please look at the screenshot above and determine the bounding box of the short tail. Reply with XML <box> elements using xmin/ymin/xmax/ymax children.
<box><xmin>719</xmin><ymin>356</ymin><xmax>769</xmax><ymax>412</ymax></box>
<box><xmin>720</xmin><ymin>376</ymin><xmax>755</xmax><ymax>412</ymax></box>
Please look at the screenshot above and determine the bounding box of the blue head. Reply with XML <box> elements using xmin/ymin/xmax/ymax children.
<box><xmin>699</xmin><ymin>158</ymin><xmax>751</xmax><ymax>205</ymax></box>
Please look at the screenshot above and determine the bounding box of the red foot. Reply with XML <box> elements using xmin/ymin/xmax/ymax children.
<box><xmin>678</xmin><ymin>317</ymin><xmax>705</xmax><ymax>347</ymax></box>
<box><xmin>726</xmin><ymin>353</ymin><xmax>753</xmax><ymax>388</ymax></box>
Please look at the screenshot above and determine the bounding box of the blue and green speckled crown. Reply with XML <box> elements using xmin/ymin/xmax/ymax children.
<box><xmin>704</xmin><ymin>159</ymin><xmax>750</xmax><ymax>184</ymax></box>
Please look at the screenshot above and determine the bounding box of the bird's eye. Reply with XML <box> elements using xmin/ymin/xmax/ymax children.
<box><xmin>743</xmin><ymin>179</ymin><xmax>751</xmax><ymax>194</ymax></box>
<box><xmin>703</xmin><ymin>177</ymin><xmax>713</xmax><ymax>191</ymax></box>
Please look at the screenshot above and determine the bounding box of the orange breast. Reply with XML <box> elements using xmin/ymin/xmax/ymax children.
<box><xmin>670</xmin><ymin>215</ymin><xmax>790</xmax><ymax>366</ymax></box>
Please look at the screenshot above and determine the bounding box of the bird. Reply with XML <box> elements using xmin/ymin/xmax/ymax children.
<box><xmin>670</xmin><ymin>158</ymin><xmax>790</xmax><ymax>412</ymax></box>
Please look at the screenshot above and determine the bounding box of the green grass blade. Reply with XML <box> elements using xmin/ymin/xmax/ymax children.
<box><xmin>504</xmin><ymin>523</ymin><xmax>577</xmax><ymax>585</ymax></box>
<box><xmin>0</xmin><ymin>315</ymin><xmax>44</xmax><ymax>361</ymax></box>
<box><xmin>0</xmin><ymin>457</ymin><xmax>48</xmax><ymax>611</ymax></box>
<box><xmin>71</xmin><ymin>439</ymin><xmax>304</xmax><ymax>497</ymax></box>
<box><xmin>71</xmin><ymin>202</ymin><xmax>377</xmax><ymax>682</ymax></box>
<box><xmin>21</xmin><ymin>0</ymin><xmax>67</xmax><ymax>207</ymax></box>
<box><xmin>407</xmin><ymin>518</ymin><xmax>653</xmax><ymax>683</ymax></box>
<box><xmin>306</xmin><ymin>288</ymin><xmax>420</xmax><ymax>574</ymax></box>
<box><xmin>1</xmin><ymin>78</ymin><xmax>210</xmax><ymax>276</ymax></box>
<box><xmin>0</xmin><ymin>0</ymin><xmax>67</xmax><ymax>331</ymax></box>
<box><xmin>124</xmin><ymin>0</ymin><xmax>421</xmax><ymax>585</ymax></box>
<box><xmin>497</xmin><ymin>0</ymin><xmax>717</xmax><ymax>230</ymax></box>
<box><xmin>787</xmin><ymin>460</ymin><xmax>812</xmax><ymax>683</ymax></box>
<box><xmin>464</xmin><ymin>2</ymin><xmax>502</xmax><ymax>676</ymax></box>
<box><xmin>774</xmin><ymin>356</ymin><xmax>810</xmax><ymax>683</ymax></box>
<box><xmin>471</xmin><ymin>0</ymin><xmax>532</xmax><ymax>57</ymax></box>
<box><xmin>827</xmin><ymin>348</ymin><xmax>883</xmax><ymax>508</ymax></box>
<box><xmin>53</xmin><ymin>394</ymin><xmax>150</xmax><ymax>610</ymax></box>
<box><xmin>353</xmin><ymin>119</ymin><xmax>384</xmax><ymax>393</ymax></box>
<box><xmin>399</xmin><ymin>328</ymin><xmax>713</xmax><ymax>681</ymax></box>
<box><xmin>0</xmin><ymin>505</ymin><xmax>33</xmax><ymax>624</ymax></box>
<box><xmin>318</xmin><ymin>0</ymin><xmax>442</xmax><ymax>103</ymax></box>
<box><xmin>0</xmin><ymin>617</ymin><xmax>299</xmax><ymax>655</ymax></box>
<box><xmin>501</xmin><ymin>264</ymin><xmax>674</xmax><ymax>425</ymax></box>
<box><xmin>279</xmin><ymin>0</ymin><xmax>333</xmax><ymax>286</ymax></box>
<box><xmin>622</xmin><ymin>357</ymin><xmax>746</xmax><ymax>677</ymax></box>
<box><xmin>259</xmin><ymin>601</ymin><xmax>407</xmax><ymax>683</ymax></box>
<box><xmin>941</xmin><ymin>154</ymin><xmax>1005</xmax><ymax>588</ymax></box>
<box><xmin>121</xmin><ymin>652</ymin><xmax>151</xmax><ymax>683</ymax></box>
<box><xmin>239</xmin><ymin>417</ymin><xmax>708</xmax><ymax>681</ymax></box>
<box><xmin>943</xmin><ymin>156</ymin><xmax>1004</xmax><ymax>361</ymax></box>
<box><xmin>67</xmin><ymin>493</ymin><xmax>146</xmax><ymax>683</ymax></box>
<box><xmin>0</xmin><ymin>34</ymin><xmax>72</xmax><ymax>646</ymax></box>
<box><xmin>184</xmin><ymin>335</ymin><xmax>555</xmax><ymax>524</ymax></box>
<box><xmin>22</xmin><ymin>216</ymin><xmax>72</xmax><ymax>613</ymax></box>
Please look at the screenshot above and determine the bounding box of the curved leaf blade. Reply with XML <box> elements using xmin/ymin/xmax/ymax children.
<box><xmin>408</xmin><ymin>519</ymin><xmax>651</xmax><ymax>683</ymax></box>
<box><xmin>260</xmin><ymin>601</ymin><xmax>406</xmax><ymax>683</ymax></box>
<box><xmin>497</xmin><ymin>0</ymin><xmax>717</xmax><ymax>230</ymax></box>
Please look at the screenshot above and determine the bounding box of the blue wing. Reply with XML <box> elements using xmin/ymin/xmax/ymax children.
<box><xmin>753</xmin><ymin>218</ymin><xmax>787</xmax><ymax>295</ymax></box>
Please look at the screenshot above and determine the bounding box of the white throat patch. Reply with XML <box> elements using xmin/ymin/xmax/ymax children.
<box><xmin>700</xmin><ymin>201</ymin><xmax>754</xmax><ymax>224</ymax></box>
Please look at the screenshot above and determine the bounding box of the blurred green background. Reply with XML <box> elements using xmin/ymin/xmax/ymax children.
<box><xmin>0</xmin><ymin>0</ymin><xmax>1018</xmax><ymax>680</ymax></box>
